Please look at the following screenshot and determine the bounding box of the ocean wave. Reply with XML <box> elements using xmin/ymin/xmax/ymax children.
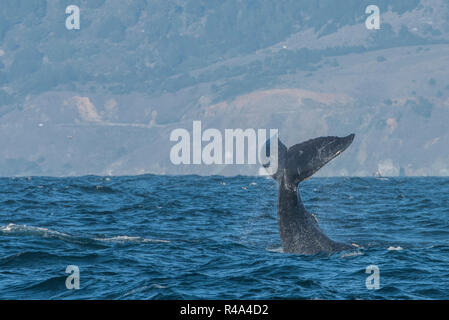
<box><xmin>387</xmin><ymin>246</ymin><xmax>403</xmax><ymax>251</ymax></box>
<box><xmin>0</xmin><ymin>250</ymin><xmax>60</xmax><ymax>266</ymax></box>
<box><xmin>339</xmin><ymin>251</ymin><xmax>363</xmax><ymax>258</ymax></box>
<box><xmin>1</xmin><ymin>223</ymin><xmax>72</xmax><ymax>239</ymax></box>
<box><xmin>266</xmin><ymin>247</ymin><xmax>283</xmax><ymax>253</ymax></box>
<box><xmin>1</xmin><ymin>176</ymin><xmax>449</xmax><ymax>299</ymax></box>
<box><xmin>93</xmin><ymin>236</ymin><xmax>170</xmax><ymax>243</ymax></box>
<box><xmin>0</xmin><ymin>223</ymin><xmax>170</xmax><ymax>245</ymax></box>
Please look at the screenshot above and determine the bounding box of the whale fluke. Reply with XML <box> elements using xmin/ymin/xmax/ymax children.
<box><xmin>263</xmin><ymin>134</ymin><xmax>356</xmax><ymax>255</ymax></box>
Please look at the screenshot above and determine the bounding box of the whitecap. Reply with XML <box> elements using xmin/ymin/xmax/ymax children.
<box><xmin>387</xmin><ymin>246</ymin><xmax>403</xmax><ymax>251</ymax></box>
<box><xmin>0</xmin><ymin>223</ymin><xmax>70</xmax><ymax>238</ymax></box>
<box><xmin>94</xmin><ymin>235</ymin><xmax>170</xmax><ymax>243</ymax></box>
<box><xmin>339</xmin><ymin>251</ymin><xmax>363</xmax><ymax>258</ymax></box>
<box><xmin>266</xmin><ymin>247</ymin><xmax>283</xmax><ymax>253</ymax></box>
<box><xmin>1</xmin><ymin>224</ymin><xmax>170</xmax><ymax>244</ymax></box>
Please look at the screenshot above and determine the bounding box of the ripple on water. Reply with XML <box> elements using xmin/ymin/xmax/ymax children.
<box><xmin>0</xmin><ymin>176</ymin><xmax>448</xmax><ymax>299</ymax></box>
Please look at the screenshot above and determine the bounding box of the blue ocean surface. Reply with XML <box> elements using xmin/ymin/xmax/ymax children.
<box><xmin>0</xmin><ymin>175</ymin><xmax>448</xmax><ymax>299</ymax></box>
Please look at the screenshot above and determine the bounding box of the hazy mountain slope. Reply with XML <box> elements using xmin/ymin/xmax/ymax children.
<box><xmin>1</xmin><ymin>0</ymin><xmax>448</xmax><ymax>176</ymax></box>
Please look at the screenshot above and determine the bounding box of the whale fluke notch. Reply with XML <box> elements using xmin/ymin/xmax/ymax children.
<box><xmin>262</xmin><ymin>134</ymin><xmax>356</xmax><ymax>255</ymax></box>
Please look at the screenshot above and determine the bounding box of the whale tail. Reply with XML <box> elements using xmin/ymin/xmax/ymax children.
<box><xmin>262</xmin><ymin>134</ymin><xmax>355</xmax><ymax>185</ymax></box>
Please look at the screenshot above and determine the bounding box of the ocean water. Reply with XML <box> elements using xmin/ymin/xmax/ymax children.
<box><xmin>0</xmin><ymin>175</ymin><xmax>448</xmax><ymax>300</ymax></box>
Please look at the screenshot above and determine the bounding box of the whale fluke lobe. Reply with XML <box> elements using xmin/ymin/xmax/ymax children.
<box><xmin>286</xmin><ymin>134</ymin><xmax>355</xmax><ymax>185</ymax></box>
<box><xmin>263</xmin><ymin>134</ymin><xmax>356</xmax><ymax>255</ymax></box>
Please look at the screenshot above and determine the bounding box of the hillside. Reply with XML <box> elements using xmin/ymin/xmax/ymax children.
<box><xmin>1</xmin><ymin>0</ymin><xmax>449</xmax><ymax>176</ymax></box>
